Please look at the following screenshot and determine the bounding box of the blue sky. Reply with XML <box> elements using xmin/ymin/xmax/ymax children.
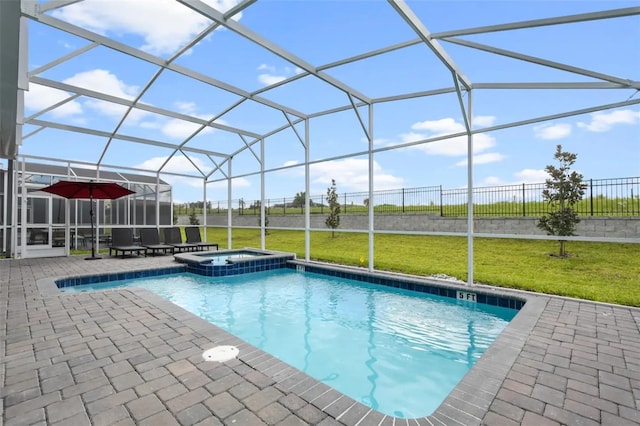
<box><xmin>12</xmin><ymin>0</ymin><xmax>640</xmax><ymax>203</ymax></box>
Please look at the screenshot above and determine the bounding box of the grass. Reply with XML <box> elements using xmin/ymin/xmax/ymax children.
<box><xmin>204</xmin><ymin>227</ymin><xmax>640</xmax><ymax>307</ymax></box>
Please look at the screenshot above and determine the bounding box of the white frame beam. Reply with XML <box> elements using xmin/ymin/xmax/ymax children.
<box><xmin>388</xmin><ymin>0</ymin><xmax>472</xmax><ymax>90</ymax></box>
<box><xmin>177</xmin><ymin>0</ymin><xmax>372</xmax><ymax>104</ymax></box>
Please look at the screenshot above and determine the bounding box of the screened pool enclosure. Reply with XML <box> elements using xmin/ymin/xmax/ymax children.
<box><xmin>0</xmin><ymin>1</ymin><xmax>638</xmax><ymax>279</ymax></box>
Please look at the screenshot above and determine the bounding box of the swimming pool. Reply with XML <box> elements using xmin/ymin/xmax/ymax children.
<box><xmin>61</xmin><ymin>268</ymin><xmax>518</xmax><ymax>418</ymax></box>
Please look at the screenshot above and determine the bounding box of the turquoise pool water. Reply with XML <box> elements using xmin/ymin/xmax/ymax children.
<box><xmin>61</xmin><ymin>269</ymin><xmax>517</xmax><ymax>418</ymax></box>
<box><xmin>195</xmin><ymin>250</ymin><xmax>264</xmax><ymax>265</ymax></box>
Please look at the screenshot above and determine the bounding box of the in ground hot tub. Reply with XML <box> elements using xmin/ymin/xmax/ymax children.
<box><xmin>174</xmin><ymin>248</ymin><xmax>295</xmax><ymax>276</ymax></box>
<box><xmin>195</xmin><ymin>249</ymin><xmax>266</xmax><ymax>265</ymax></box>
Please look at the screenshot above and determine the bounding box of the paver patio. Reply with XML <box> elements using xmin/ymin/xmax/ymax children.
<box><xmin>1</xmin><ymin>255</ymin><xmax>639</xmax><ymax>425</ymax></box>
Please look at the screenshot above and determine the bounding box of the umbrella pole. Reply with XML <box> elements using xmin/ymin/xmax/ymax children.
<box><xmin>85</xmin><ymin>196</ymin><xmax>101</xmax><ymax>260</ymax></box>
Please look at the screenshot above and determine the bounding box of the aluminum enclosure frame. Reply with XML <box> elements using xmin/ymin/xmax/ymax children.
<box><xmin>1</xmin><ymin>0</ymin><xmax>639</xmax><ymax>282</ymax></box>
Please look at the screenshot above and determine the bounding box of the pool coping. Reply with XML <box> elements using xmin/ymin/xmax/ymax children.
<box><xmin>36</xmin><ymin>258</ymin><xmax>546</xmax><ymax>425</ymax></box>
<box><xmin>173</xmin><ymin>247</ymin><xmax>294</xmax><ymax>265</ymax></box>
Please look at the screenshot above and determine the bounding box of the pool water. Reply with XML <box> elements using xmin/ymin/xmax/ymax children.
<box><xmin>195</xmin><ymin>250</ymin><xmax>263</xmax><ymax>265</ymax></box>
<box><xmin>61</xmin><ymin>269</ymin><xmax>517</xmax><ymax>418</ymax></box>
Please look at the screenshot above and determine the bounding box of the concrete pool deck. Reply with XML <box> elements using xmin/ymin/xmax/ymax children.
<box><xmin>1</xmin><ymin>255</ymin><xmax>639</xmax><ymax>425</ymax></box>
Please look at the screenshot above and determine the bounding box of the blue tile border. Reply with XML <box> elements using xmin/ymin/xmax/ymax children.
<box><xmin>54</xmin><ymin>265</ymin><xmax>186</xmax><ymax>288</ymax></box>
<box><xmin>287</xmin><ymin>261</ymin><xmax>526</xmax><ymax>311</ymax></box>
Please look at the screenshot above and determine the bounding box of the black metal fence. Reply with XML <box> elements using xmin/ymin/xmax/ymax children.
<box><xmin>204</xmin><ymin>176</ymin><xmax>640</xmax><ymax>217</ymax></box>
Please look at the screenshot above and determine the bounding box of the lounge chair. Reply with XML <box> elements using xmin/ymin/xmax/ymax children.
<box><xmin>185</xmin><ymin>226</ymin><xmax>219</xmax><ymax>251</ymax></box>
<box><xmin>139</xmin><ymin>228</ymin><xmax>174</xmax><ymax>256</ymax></box>
<box><xmin>109</xmin><ymin>228</ymin><xmax>146</xmax><ymax>258</ymax></box>
<box><xmin>164</xmin><ymin>227</ymin><xmax>198</xmax><ymax>253</ymax></box>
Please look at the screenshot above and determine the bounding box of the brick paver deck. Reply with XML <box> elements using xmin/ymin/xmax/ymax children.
<box><xmin>1</xmin><ymin>255</ymin><xmax>639</xmax><ymax>425</ymax></box>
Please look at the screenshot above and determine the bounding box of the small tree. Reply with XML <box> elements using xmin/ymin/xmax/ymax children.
<box><xmin>325</xmin><ymin>179</ymin><xmax>340</xmax><ymax>237</ymax></box>
<box><xmin>537</xmin><ymin>144</ymin><xmax>586</xmax><ymax>257</ymax></box>
<box><xmin>292</xmin><ymin>191</ymin><xmax>306</xmax><ymax>208</ymax></box>
<box><xmin>189</xmin><ymin>211</ymin><xmax>200</xmax><ymax>225</ymax></box>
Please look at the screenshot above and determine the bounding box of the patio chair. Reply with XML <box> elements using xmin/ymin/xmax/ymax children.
<box><xmin>163</xmin><ymin>227</ymin><xmax>198</xmax><ymax>253</ymax></box>
<box><xmin>28</xmin><ymin>229</ymin><xmax>48</xmax><ymax>245</ymax></box>
<box><xmin>52</xmin><ymin>229</ymin><xmax>66</xmax><ymax>247</ymax></box>
<box><xmin>185</xmin><ymin>226</ymin><xmax>219</xmax><ymax>251</ymax></box>
<box><xmin>139</xmin><ymin>228</ymin><xmax>174</xmax><ymax>256</ymax></box>
<box><xmin>109</xmin><ymin>228</ymin><xmax>146</xmax><ymax>258</ymax></box>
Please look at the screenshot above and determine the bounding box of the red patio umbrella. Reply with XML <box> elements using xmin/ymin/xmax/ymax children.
<box><xmin>41</xmin><ymin>180</ymin><xmax>135</xmax><ymax>260</ymax></box>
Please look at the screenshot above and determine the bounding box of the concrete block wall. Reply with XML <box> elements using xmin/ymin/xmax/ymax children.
<box><xmin>194</xmin><ymin>213</ymin><xmax>640</xmax><ymax>238</ymax></box>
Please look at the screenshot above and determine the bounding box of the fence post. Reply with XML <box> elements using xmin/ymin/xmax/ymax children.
<box><xmin>522</xmin><ymin>183</ymin><xmax>526</xmax><ymax>216</ymax></box>
<box><xmin>283</xmin><ymin>197</ymin><xmax>286</xmax><ymax>215</ymax></box>
<box><xmin>402</xmin><ymin>188</ymin><xmax>405</xmax><ymax>213</ymax></box>
<box><xmin>590</xmin><ymin>179</ymin><xmax>593</xmax><ymax>216</ymax></box>
<box><xmin>439</xmin><ymin>185</ymin><xmax>443</xmax><ymax>217</ymax></box>
<box><xmin>344</xmin><ymin>193</ymin><xmax>347</xmax><ymax>214</ymax></box>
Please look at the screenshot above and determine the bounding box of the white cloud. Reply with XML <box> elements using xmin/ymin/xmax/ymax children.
<box><xmin>162</xmin><ymin>119</ymin><xmax>210</xmax><ymax>139</ymax></box>
<box><xmin>24</xmin><ymin>83</ymin><xmax>83</xmax><ymax>117</ymax></box>
<box><xmin>53</xmin><ymin>0</ymin><xmax>243</xmax><ymax>56</ymax></box>
<box><xmin>372</xmin><ymin>137</ymin><xmax>390</xmax><ymax>146</ymax></box>
<box><xmin>136</xmin><ymin>154</ymin><xmax>207</xmax><ymax>176</ymax></box>
<box><xmin>479</xmin><ymin>176</ymin><xmax>505</xmax><ymax>186</ymax></box>
<box><xmin>134</xmin><ymin>155</ymin><xmax>251</xmax><ymax>195</ymax></box>
<box><xmin>455</xmin><ymin>152</ymin><xmax>506</xmax><ymax>167</ymax></box>
<box><xmin>175</xmin><ymin>101</ymin><xmax>198</xmax><ymax>114</ymax></box>
<box><xmin>64</xmin><ymin>69</ymin><xmax>139</xmax><ymax>98</ymax></box>
<box><xmin>257</xmin><ymin>64</ymin><xmax>275</xmax><ymax>73</ymax></box>
<box><xmin>514</xmin><ymin>168</ymin><xmax>549</xmax><ymax>183</ymax></box>
<box><xmin>258</xmin><ymin>74</ymin><xmax>287</xmax><ymax>86</ymax></box>
<box><xmin>412</xmin><ymin>117</ymin><xmax>460</xmax><ymax>133</ymax></box>
<box><xmin>400</xmin><ymin>117</ymin><xmax>496</xmax><ymax>156</ymax></box>
<box><xmin>478</xmin><ymin>168</ymin><xmax>549</xmax><ymax>188</ymax></box>
<box><xmin>473</xmin><ymin>115</ymin><xmax>496</xmax><ymax>127</ymax></box>
<box><xmin>534</xmin><ymin>123</ymin><xmax>572</xmax><ymax>140</ymax></box>
<box><xmin>139</xmin><ymin>101</ymin><xmax>224</xmax><ymax>139</ymax></box>
<box><xmin>277</xmin><ymin>158</ymin><xmax>405</xmax><ymax>192</ymax></box>
<box><xmin>310</xmin><ymin>158</ymin><xmax>405</xmax><ymax>192</ymax></box>
<box><xmin>577</xmin><ymin>109</ymin><xmax>640</xmax><ymax>132</ymax></box>
<box><xmin>139</xmin><ymin>118</ymin><xmax>209</xmax><ymax>140</ymax></box>
<box><xmin>285</xmin><ymin>66</ymin><xmax>304</xmax><ymax>75</ymax></box>
<box><xmin>257</xmin><ymin>64</ymin><xmax>303</xmax><ymax>86</ymax></box>
<box><xmin>62</xmin><ymin>69</ymin><xmax>150</xmax><ymax>122</ymax></box>
<box><xmin>208</xmin><ymin>177</ymin><xmax>251</xmax><ymax>191</ymax></box>
<box><xmin>398</xmin><ymin>132</ymin><xmax>425</xmax><ymax>144</ymax></box>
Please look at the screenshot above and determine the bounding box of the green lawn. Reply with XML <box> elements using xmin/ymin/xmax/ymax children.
<box><xmin>205</xmin><ymin>228</ymin><xmax>640</xmax><ymax>307</ymax></box>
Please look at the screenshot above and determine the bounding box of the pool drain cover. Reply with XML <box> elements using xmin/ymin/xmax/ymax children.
<box><xmin>202</xmin><ymin>345</ymin><xmax>239</xmax><ymax>362</ymax></box>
